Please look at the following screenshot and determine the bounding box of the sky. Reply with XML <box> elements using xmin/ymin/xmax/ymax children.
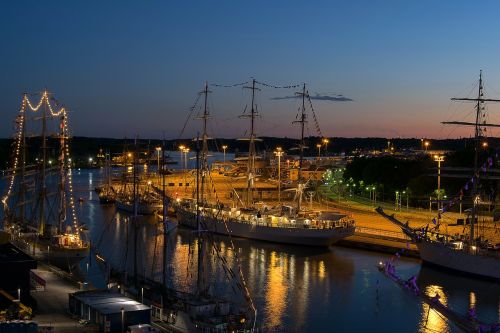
<box><xmin>2</xmin><ymin>0</ymin><xmax>500</xmax><ymax>140</ymax></box>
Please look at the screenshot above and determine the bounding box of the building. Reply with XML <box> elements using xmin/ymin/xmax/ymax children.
<box><xmin>289</xmin><ymin>165</ymin><xmax>327</xmax><ymax>181</ymax></box>
<box><xmin>69</xmin><ymin>290</ymin><xmax>150</xmax><ymax>333</ymax></box>
<box><xmin>0</xmin><ymin>233</ymin><xmax>37</xmax><ymax>307</ymax></box>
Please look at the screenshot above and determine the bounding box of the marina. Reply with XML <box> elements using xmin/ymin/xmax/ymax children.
<box><xmin>2</xmin><ymin>2</ymin><xmax>500</xmax><ymax>332</ymax></box>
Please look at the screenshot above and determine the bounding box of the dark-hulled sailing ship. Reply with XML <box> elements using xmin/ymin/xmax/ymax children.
<box><xmin>1</xmin><ymin>91</ymin><xmax>88</xmax><ymax>270</ymax></box>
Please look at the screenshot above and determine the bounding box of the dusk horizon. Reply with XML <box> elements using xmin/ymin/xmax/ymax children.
<box><xmin>2</xmin><ymin>1</ymin><xmax>500</xmax><ymax>140</ymax></box>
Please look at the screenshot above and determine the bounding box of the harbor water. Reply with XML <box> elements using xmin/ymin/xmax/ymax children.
<box><xmin>71</xmin><ymin>167</ymin><xmax>499</xmax><ymax>333</ymax></box>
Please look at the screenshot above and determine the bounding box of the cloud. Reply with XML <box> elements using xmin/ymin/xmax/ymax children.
<box><xmin>270</xmin><ymin>93</ymin><xmax>353</xmax><ymax>102</ymax></box>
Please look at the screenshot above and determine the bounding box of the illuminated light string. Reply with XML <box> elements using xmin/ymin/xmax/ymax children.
<box><xmin>1</xmin><ymin>98</ymin><xmax>26</xmax><ymax>206</ymax></box>
<box><xmin>210</xmin><ymin>80</ymin><xmax>301</xmax><ymax>89</ymax></box>
<box><xmin>255</xmin><ymin>80</ymin><xmax>301</xmax><ymax>89</ymax></box>
<box><xmin>210</xmin><ymin>81</ymin><xmax>249</xmax><ymax>88</ymax></box>
<box><xmin>2</xmin><ymin>92</ymin><xmax>82</xmax><ymax>241</ymax></box>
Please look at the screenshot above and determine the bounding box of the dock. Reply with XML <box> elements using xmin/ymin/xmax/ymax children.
<box><xmin>30</xmin><ymin>263</ymin><xmax>99</xmax><ymax>333</ymax></box>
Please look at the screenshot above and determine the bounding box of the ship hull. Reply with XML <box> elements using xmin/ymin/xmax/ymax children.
<box><xmin>417</xmin><ymin>240</ymin><xmax>500</xmax><ymax>280</ymax></box>
<box><xmin>176</xmin><ymin>209</ymin><xmax>355</xmax><ymax>247</ymax></box>
<box><xmin>115</xmin><ymin>200</ymin><xmax>161</xmax><ymax>215</ymax></box>
<box><xmin>11</xmin><ymin>238</ymin><xmax>88</xmax><ymax>270</ymax></box>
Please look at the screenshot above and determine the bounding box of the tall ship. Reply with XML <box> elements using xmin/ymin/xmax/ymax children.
<box><xmin>377</xmin><ymin>71</ymin><xmax>500</xmax><ymax>279</ymax></box>
<box><xmin>97</xmin><ymin>151</ymin><xmax>116</xmax><ymax>204</ymax></box>
<box><xmin>175</xmin><ymin>80</ymin><xmax>355</xmax><ymax>247</ymax></box>
<box><xmin>115</xmin><ymin>142</ymin><xmax>162</xmax><ymax>215</ymax></box>
<box><xmin>1</xmin><ymin>91</ymin><xmax>89</xmax><ymax>270</ymax></box>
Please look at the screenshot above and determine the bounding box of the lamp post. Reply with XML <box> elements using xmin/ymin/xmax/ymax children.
<box><xmin>141</xmin><ymin>287</ymin><xmax>144</xmax><ymax>304</ymax></box>
<box><xmin>121</xmin><ymin>307</ymin><xmax>124</xmax><ymax>333</ymax></box>
<box><xmin>155</xmin><ymin>147</ymin><xmax>161</xmax><ymax>172</ymax></box>
<box><xmin>434</xmin><ymin>155</ymin><xmax>444</xmax><ymax>213</ymax></box>
<box><xmin>47</xmin><ymin>245</ymin><xmax>50</xmax><ymax>265</ymax></box>
<box><xmin>17</xmin><ymin>288</ymin><xmax>20</xmax><ymax>302</ymax></box>
<box><xmin>178</xmin><ymin>145</ymin><xmax>185</xmax><ymax>171</ymax></box>
<box><xmin>222</xmin><ymin>145</ymin><xmax>228</xmax><ymax>163</ymax></box>
<box><xmin>424</xmin><ymin>141</ymin><xmax>430</xmax><ymax>152</ymax></box>
<box><xmin>316</xmin><ymin>144</ymin><xmax>321</xmax><ymax>159</ymax></box>
<box><xmin>322</xmin><ymin>138</ymin><xmax>329</xmax><ymax>156</ymax></box>
<box><xmin>395</xmin><ymin>191</ymin><xmax>399</xmax><ymax>211</ymax></box>
<box><xmin>183</xmin><ymin>148</ymin><xmax>189</xmax><ymax>170</ymax></box>
<box><xmin>274</xmin><ymin>147</ymin><xmax>284</xmax><ymax>204</ymax></box>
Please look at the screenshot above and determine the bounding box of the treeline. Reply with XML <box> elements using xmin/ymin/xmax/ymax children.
<box><xmin>0</xmin><ymin>135</ymin><xmax>497</xmax><ymax>169</ymax></box>
<box><xmin>343</xmin><ymin>148</ymin><xmax>498</xmax><ymax>206</ymax></box>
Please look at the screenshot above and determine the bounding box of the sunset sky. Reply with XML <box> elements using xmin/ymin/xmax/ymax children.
<box><xmin>2</xmin><ymin>0</ymin><xmax>500</xmax><ymax>139</ymax></box>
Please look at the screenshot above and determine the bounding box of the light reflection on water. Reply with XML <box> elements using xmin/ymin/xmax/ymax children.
<box><xmin>5</xmin><ymin>168</ymin><xmax>497</xmax><ymax>333</ymax></box>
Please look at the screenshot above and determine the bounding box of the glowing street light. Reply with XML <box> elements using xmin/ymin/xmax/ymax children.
<box><xmin>121</xmin><ymin>307</ymin><xmax>125</xmax><ymax>333</ymax></box>
<box><xmin>222</xmin><ymin>145</ymin><xmax>228</xmax><ymax>163</ymax></box>
<box><xmin>322</xmin><ymin>138</ymin><xmax>330</xmax><ymax>155</ymax></box>
<box><xmin>178</xmin><ymin>145</ymin><xmax>185</xmax><ymax>170</ymax></box>
<box><xmin>434</xmin><ymin>154</ymin><xmax>445</xmax><ymax>213</ymax></box>
<box><xmin>155</xmin><ymin>147</ymin><xmax>161</xmax><ymax>172</ymax></box>
<box><xmin>424</xmin><ymin>141</ymin><xmax>430</xmax><ymax>152</ymax></box>
<box><xmin>316</xmin><ymin>143</ymin><xmax>322</xmax><ymax>158</ymax></box>
<box><xmin>183</xmin><ymin>148</ymin><xmax>190</xmax><ymax>170</ymax></box>
<box><xmin>274</xmin><ymin>147</ymin><xmax>284</xmax><ymax>204</ymax></box>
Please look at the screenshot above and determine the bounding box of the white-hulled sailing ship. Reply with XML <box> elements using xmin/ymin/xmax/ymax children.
<box><xmin>377</xmin><ymin>71</ymin><xmax>500</xmax><ymax>280</ymax></box>
<box><xmin>175</xmin><ymin>80</ymin><xmax>355</xmax><ymax>247</ymax></box>
<box><xmin>1</xmin><ymin>91</ymin><xmax>89</xmax><ymax>270</ymax></box>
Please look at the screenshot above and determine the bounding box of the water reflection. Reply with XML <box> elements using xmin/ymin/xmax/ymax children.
<box><xmin>62</xmin><ymin>169</ymin><xmax>500</xmax><ymax>332</ymax></box>
<box><xmin>417</xmin><ymin>264</ymin><xmax>500</xmax><ymax>332</ymax></box>
<box><xmin>265</xmin><ymin>251</ymin><xmax>287</xmax><ymax>330</ymax></box>
<box><xmin>420</xmin><ymin>285</ymin><xmax>449</xmax><ymax>333</ymax></box>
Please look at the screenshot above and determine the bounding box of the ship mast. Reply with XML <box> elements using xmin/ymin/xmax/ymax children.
<box><xmin>444</xmin><ymin>71</ymin><xmax>500</xmax><ymax>247</ymax></box>
<box><xmin>241</xmin><ymin>79</ymin><xmax>261</xmax><ymax>207</ymax></box>
<box><xmin>195</xmin><ymin>82</ymin><xmax>211</xmax><ymax>297</ymax></box>
<box><xmin>293</xmin><ymin>83</ymin><xmax>308</xmax><ymax>212</ymax></box>
<box><xmin>20</xmin><ymin>96</ymin><xmax>27</xmax><ymax>225</ymax></box>
<box><xmin>39</xmin><ymin>91</ymin><xmax>48</xmax><ymax>236</ymax></box>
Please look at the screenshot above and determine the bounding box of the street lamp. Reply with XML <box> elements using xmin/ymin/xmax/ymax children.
<box><xmin>222</xmin><ymin>145</ymin><xmax>228</xmax><ymax>163</ymax></box>
<box><xmin>178</xmin><ymin>145</ymin><xmax>185</xmax><ymax>170</ymax></box>
<box><xmin>322</xmin><ymin>138</ymin><xmax>329</xmax><ymax>155</ymax></box>
<box><xmin>274</xmin><ymin>147</ymin><xmax>284</xmax><ymax>204</ymax></box>
<box><xmin>155</xmin><ymin>147</ymin><xmax>161</xmax><ymax>172</ymax></box>
<box><xmin>434</xmin><ymin>155</ymin><xmax>444</xmax><ymax>213</ymax></box>
<box><xmin>424</xmin><ymin>141</ymin><xmax>430</xmax><ymax>152</ymax></box>
<box><xmin>183</xmin><ymin>148</ymin><xmax>189</xmax><ymax>170</ymax></box>
<box><xmin>17</xmin><ymin>288</ymin><xmax>20</xmax><ymax>302</ymax></box>
<box><xmin>316</xmin><ymin>144</ymin><xmax>322</xmax><ymax>158</ymax></box>
<box><xmin>141</xmin><ymin>287</ymin><xmax>144</xmax><ymax>304</ymax></box>
<box><xmin>121</xmin><ymin>307</ymin><xmax>125</xmax><ymax>333</ymax></box>
<box><xmin>482</xmin><ymin>141</ymin><xmax>488</xmax><ymax>149</ymax></box>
